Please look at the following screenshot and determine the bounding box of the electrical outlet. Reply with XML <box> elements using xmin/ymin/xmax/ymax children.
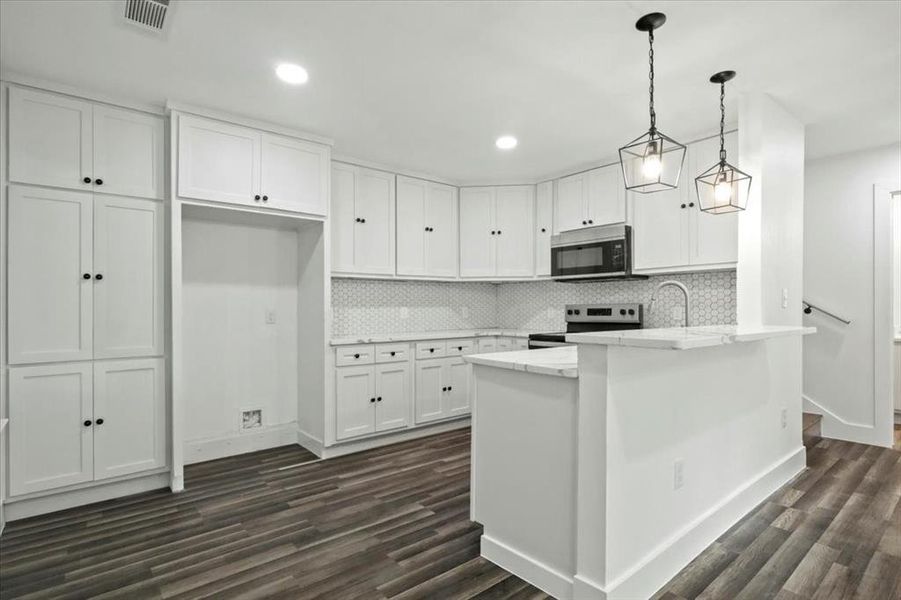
<box><xmin>400</xmin><ymin>307</ymin><xmax>409</xmax><ymax>320</ymax></box>
<box><xmin>781</xmin><ymin>408</ymin><xmax>787</xmax><ymax>429</ymax></box>
<box><xmin>265</xmin><ymin>309</ymin><xmax>277</xmax><ymax>324</ymax></box>
<box><xmin>674</xmin><ymin>459</ymin><xmax>685</xmax><ymax>490</ymax></box>
<box><xmin>782</xmin><ymin>288</ymin><xmax>789</xmax><ymax>309</ymax></box>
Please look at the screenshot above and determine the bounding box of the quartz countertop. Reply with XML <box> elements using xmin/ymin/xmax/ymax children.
<box><xmin>566</xmin><ymin>324</ymin><xmax>816</xmax><ymax>350</ymax></box>
<box><xmin>330</xmin><ymin>329</ymin><xmax>535</xmax><ymax>346</ymax></box>
<box><xmin>464</xmin><ymin>346</ymin><xmax>578</xmax><ymax>379</ymax></box>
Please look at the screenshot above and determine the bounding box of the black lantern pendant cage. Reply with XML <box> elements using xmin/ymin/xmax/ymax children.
<box><xmin>695</xmin><ymin>71</ymin><xmax>752</xmax><ymax>214</ymax></box>
<box><xmin>619</xmin><ymin>12</ymin><xmax>686</xmax><ymax>194</ymax></box>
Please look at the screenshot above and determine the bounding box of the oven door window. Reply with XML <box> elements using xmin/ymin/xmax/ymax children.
<box><xmin>551</xmin><ymin>240</ymin><xmax>625</xmax><ymax>277</ymax></box>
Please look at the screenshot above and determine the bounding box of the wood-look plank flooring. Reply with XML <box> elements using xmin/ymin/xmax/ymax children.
<box><xmin>1</xmin><ymin>426</ymin><xmax>899</xmax><ymax>600</ymax></box>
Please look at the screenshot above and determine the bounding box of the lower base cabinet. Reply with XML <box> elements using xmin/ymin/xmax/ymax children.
<box><xmin>415</xmin><ymin>357</ymin><xmax>471</xmax><ymax>424</ymax></box>
<box><xmin>8</xmin><ymin>358</ymin><xmax>166</xmax><ymax>496</ymax></box>
<box><xmin>336</xmin><ymin>363</ymin><xmax>411</xmax><ymax>440</ymax></box>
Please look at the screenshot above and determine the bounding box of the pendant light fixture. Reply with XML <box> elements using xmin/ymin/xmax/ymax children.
<box><xmin>695</xmin><ymin>71</ymin><xmax>752</xmax><ymax>213</ymax></box>
<box><xmin>619</xmin><ymin>12</ymin><xmax>686</xmax><ymax>194</ymax></box>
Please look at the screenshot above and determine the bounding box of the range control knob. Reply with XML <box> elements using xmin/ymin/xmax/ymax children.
<box><xmin>574</xmin><ymin>309</ymin><xmax>581</xmax><ymax>315</ymax></box>
<box><xmin>628</xmin><ymin>309</ymin><xmax>635</xmax><ymax>315</ymax></box>
<box><xmin>567</xmin><ymin>309</ymin><xmax>573</xmax><ymax>315</ymax></box>
<box><xmin>620</xmin><ymin>309</ymin><xmax>627</xmax><ymax>316</ymax></box>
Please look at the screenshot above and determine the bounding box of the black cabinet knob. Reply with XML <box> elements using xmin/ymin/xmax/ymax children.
<box><xmin>353</xmin><ymin>353</ymin><xmax>360</xmax><ymax>359</ymax></box>
<box><xmin>83</xmin><ymin>419</ymin><xmax>92</xmax><ymax>427</ymax></box>
<box><xmin>254</xmin><ymin>195</ymin><xmax>261</xmax><ymax>201</ymax></box>
<box><xmin>681</xmin><ymin>203</ymin><xmax>687</xmax><ymax>209</ymax></box>
<box><xmin>457</xmin><ymin>346</ymin><xmax>463</xmax><ymax>351</ymax></box>
<box><xmin>370</xmin><ymin>398</ymin><xmax>376</xmax><ymax>403</ymax></box>
<box><xmin>689</xmin><ymin>202</ymin><xmax>695</xmax><ymax>208</ymax></box>
<box><xmin>262</xmin><ymin>195</ymin><xmax>268</xmax><ymax>202</ymax></box>
<box><xmin>490</xmin><ymin>230</ymin><xmax>496</xmax><ymax>235</ymax></box>
<box><xmin>442</xmin><ymin>386</ymin><xmax>448</xmax><ymax>392</ymax></box>
<box><xmin>95</xmin><ymin>274</ymin><xmax>103</xmax><ymax>280</ymax></box>
<box><xmin>94</xmin><ymin>178</ymin><xmax>103</xmax><ymax>185</ymax></box>
<box><xmin>429</xmin><ymin>348</ymin><xmax>435</xmax><ymax>353</ymax></box>
<box><xmin>96</xmin><ymin>418</ymin><xmax>104</xmax><ymax>425</ymax></box>
<box><xmin>377</xmin><ymin>397</ymin><xmax>382</xmax><ymax>402</ymax></box>
<box><xmin>389</xmin><ymin>351</ymin><xmax>396</xmax><ymax>356</ymax></box>
<box><xmin>356</xmin><ymin>218</ymin><xmax>362</xmax><ymax>222</ymax></box>
<box><xmin>588</xmin><ymin>219</ymin><xmax>594</xmax><ymax>224</ymax></box>
<box><xmin>497</xmin><ymin>230</ymin><xmax>502</xmax><ymax>235</ymax></box>
<box><xmin>540</xmin><ymin>228</ymin><xmax>546</xmax><ymax>233</ymax></box>
<box><xmin>360</xmin><ymin>218</ymin><xmax>366</xmax><ymax>223</ymax></box>
<box><xmin>83</xmin><ymin>177</ymin><xmax>92</xmax><ymax>184</ymax></box>
<box><xmin>83</xmin><ymin>273</ymin><xmax>91</xmax><ymax>280</ymax></box>
<box><xmin>447</xmin><ymin>386</ymin><xmax>453</xmax><ymax>391</ymax></box>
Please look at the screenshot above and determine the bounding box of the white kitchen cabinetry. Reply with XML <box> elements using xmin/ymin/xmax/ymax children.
<box><xmin>8</xmin><ymin>186</ymin><xmax>163</xmax><ymax>364</ymax></box>
<box><xmin>535</xmin><ymin>181</ymin><xmax>553</xmax><ymax>276</ymax></box>
<box><xmin>446</xmin><ymin>358</ymin><xmax>472</xmax><ymax>417</ymax></box>
<box><xmin>632</xmin><ymin>132</ymin><xmax>738</xmax><ymax>272</ymax></box>
<box><xmin>178</xmin><ymin>114</ymin><xmax>329</xmax><ymax>215</ymax></box>
<box><xmin>554</xmin><ymin>164</ymin><xmax>625</xmax><ymax>234</ymax></box>
<box><xmin>336</xmin><ymin>362</ymin><xmax>411</xmax><ymax>440</ymax></box>
<box><xmin>331</xmin><ymin>163</ymin><xmax>395</xmax><ymax>275</ymax></box>
<box><xmin>460</xmin><ymin>186</ymin><xmax>534</xmax><ymax>278</ymax></box>
<box><xmin>8</xmin><ymin>359</ymin><xmax>165</xmax><ymax>496</ymax></box>
<box><xmin>415</xmin><ymin>355</ymin><xmax>471</xmax><ymax>424</ymax></box>
<box><xmin>8</xmin><ymin>86</ymin><xmax>164</xmax><ymax>200</ymax></box>
<box><xmin>396</xmin><ymin>176</ymin><xmax>459</xmax><ymax>277</ymax></box>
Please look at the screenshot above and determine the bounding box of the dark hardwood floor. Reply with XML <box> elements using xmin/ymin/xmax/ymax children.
<box><xmin>0</xmin><ymin>426</ymin><xmax>899</xmax><ymax>600</ymax></box>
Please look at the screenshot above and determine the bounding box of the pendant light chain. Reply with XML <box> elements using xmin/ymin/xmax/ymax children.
<box><xmin>719</xmin><ymin>82</ymin><xmax>726</xmax><ymax>163</ymax></box>
<box><xmin>648</xmin><ymin>30</ymin><xmax>656</xmax><ymax>133</ymax></box>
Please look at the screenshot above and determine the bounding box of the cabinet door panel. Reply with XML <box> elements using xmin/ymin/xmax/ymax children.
<box><xmin>446</xmin><ymin>358</ymin><xmax>471</xmax><ymax>417</ymax></box>
<box><xmin>336</xmin><ymin>366</ymin><xmax>375</xmax><ymax>440</ymax></box>
<box><xmin>375</xmin><ymin>363</ymin><xmax>410</xmax><ymax>432</ymax></box>
<box><xmin>9</xmin><ymin>363</ymin><xmax>93</xmax><ymax>495</ymax></box>
<box><xmin>631</xmin><ymin>186</ymin><xmax>689</xmax><ymax>270</ymax></box>
<box><xmin>554</xmin><ymin>173</ymin><xmax>586</xmax><ymax>234</ymax></box>
<box><xmin>354</xmin><ymin>168</ymin><xmax>395</xmax><ymax>274</ymax></box>
<box><xmin>415</xmin><ymin>361</ymin><xmax>445</xmax><ymax>424</ymax></box>
<box><xmin>535</xmin><ymin>181</ymin><xmax>553</xmax><ymax>276</ymax></box>
<box><xmin>396</xmin><ymin>176</ymin><xmax>428</xmax><ymax>276</ymax></box>
<box><xmin>587</xmin><ymin>164</ymin><xmax>626</xmax><ymax>225</ymax></box>
<box><xmin>93</xmin><ymin>359</ymin><xmax>166</xmax><ymax>480</ymax></box>
<box><xmin>459</xmin><ymin>188</ymin><xmax>496</xmax><ymax>277</ymax></box>
<box><xmin>690</xmin><ymin>133</ymin><xmax>739</xmax><ymax>266</ymax></box>
<box><xmin>94</xmin><ymin>196</ymin><xmax>163</xmax><ymax>359</ymax></box>
<box><xmin>8</xmin><ymin>87</ymin><xmax>93</xmax><ymax>191</ymax></box>
<box><xmin>425</xmin><ymin>183</ymin><xmax>458</xmax><ymax>277</ymax></box>
<box><xmin>495</xmin><ymin>186</ymin><xmax>534</xmax><ymax>277</ymax></box>
<box><xmin>261</xmin><ymin>133</ymin><xmax>328</xmax><ymax>215</ymax></box>
<box><xmin>93</xmin><ymin>105</ymin><xmax>165</xmax><ymax>200</ymax></box>
<box><xmin>8</xmin><ymin>186</ymin><xmax>93</xmax><ymax>364</ymax></box>
<box><xmin>331</xmin><ymin>163</ymin><xmax>357</xmax><ymax>272</ymax></box>
<box><xmin>178</xmin><ymin>115</ymin><xmax>260</xmax><ymax>206</ymax></box>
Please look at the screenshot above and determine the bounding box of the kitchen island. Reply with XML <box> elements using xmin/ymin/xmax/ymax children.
<box><xmin>465</xmin><ymin>325</ymin><xmax>814</xmax><ymax>600</ymax></box>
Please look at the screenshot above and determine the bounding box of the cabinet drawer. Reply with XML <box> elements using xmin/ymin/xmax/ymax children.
<box><xmin>512</xmin><ymin>338</ymin><xmax>529</xmax><ymax>350</ymax></box>
<box><xmin>446</xmin><ymin>339</ymin><xmax>477</xmax><ymax>356</ymax></box>
<box><xmin>336</xmin><ymin>345</ymin><xmax>375</xmax><ymax>366</ymax></box>
<box><xmin>497</xmin><ymin>337</ymin><xmax>513</xmax><ymax>351</ymax></box>
<box><xmin>477</xmin><ymin>338</ymin><xmax>497</xmax><ymax>353</ymax></box>
<box><xmin>416</xmin><ymin>341</ymin><xmax>447</xmax><ymax>359</ymax></box>
<box><xmin>375</xmin><ymin>343</ymin><xmax>408</xmax><ymax>363</ymax></box>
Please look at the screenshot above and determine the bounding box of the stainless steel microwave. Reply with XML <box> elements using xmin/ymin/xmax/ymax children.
<box><xmin>550</xmin><ymin>224</ymin><xmax>644</xmax><ymax>281</ymax></box>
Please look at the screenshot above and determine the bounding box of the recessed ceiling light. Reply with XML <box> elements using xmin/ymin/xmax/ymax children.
<box><xmin>275</xmin><ymin>63</ymin><xmax>309</xmax><ymax>85</ymax></box>
<box><xmin>495</xmin><ymin>135</ymin><xmax>517</xmax><ymax>150</ymax></box>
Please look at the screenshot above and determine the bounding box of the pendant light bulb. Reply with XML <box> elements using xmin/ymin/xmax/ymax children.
<box><xmin>714</xmin><ymin>173</ymin><xmax>732</xmax><ymax>205</ymax></box>
<box><xmin>641</xmin><ymin>141</ymin><xmax>663</xmax><ymax>178</ymax></box>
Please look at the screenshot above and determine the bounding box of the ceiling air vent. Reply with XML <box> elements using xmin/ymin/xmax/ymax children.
<box><xmin>124</xmin><ymin>0</ymin><xmax>170</xmax><ymax>33</ymax></box>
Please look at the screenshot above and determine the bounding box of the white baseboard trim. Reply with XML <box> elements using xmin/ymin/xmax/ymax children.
<box><xmin>184</xmin><ymin>423</ymin><xmax>300</xmax><ymax>465</ymax></box>
<box><xmin>320</xmin><ymin>418</ymin><xmax>471</xmax><ymax>459</ymax></box>
<box><xmin>602</xmin><ymin>446</ymin><xmax>807</xmax><ymax>600</ymax></box>
<box><xmin>296</xmin><ymin>428</ymin><xmax>324</xmax><ymax>457</ymax></box>
<box><xmin>481</xmin><ymin>534</ymin><xmax>575</xmax><ymax>600</ymax></box>
<box><xmin>802</xmin><ymin>394</ymin><xmax>890</xmax><ymax>447</ymax></box>
<box><xmin>480</xmin><ymin>447</ymin><xmax>806</xmax><ymax>600</ymax></box>
<box><xmin>5</xmin><ymin>472</ymin><xmax>171</xmax><ymax>521</ymax></box>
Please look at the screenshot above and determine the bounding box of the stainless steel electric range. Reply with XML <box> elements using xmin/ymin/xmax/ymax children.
<box><xmin>527</xmin><ymin>303</ymin><xmax>644</xmax><ymax>349</ymax></box>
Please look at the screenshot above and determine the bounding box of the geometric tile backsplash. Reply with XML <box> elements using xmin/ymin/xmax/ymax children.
<box><xmin>332</xmin><ymin>270</ymin><xmax>736</xmax><ymax>336</ymax></box>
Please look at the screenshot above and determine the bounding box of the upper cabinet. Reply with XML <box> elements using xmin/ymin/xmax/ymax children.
<box><xmin>8</xmin><ymin>86</ymin><xmax>164</xmax><ymax>200</ymax></box>
<box><xmin>553</xmin><ymin>163</ymin><xmax>625</xmax><ymax>234</ymax></box>
<box><xmin>177</xmin><ymin>114</ymin><xmax>329</xmax><ymax>216</ymax></box>
<box><xmin>396</xmin><ymin>176</ymin><xmax>459</xmax><ymax>278</ymax></box>
<box><xmin>331</xmin><ymin>163</ymin><xmax>396</xmax><ymax>275</ymax></box>
<box><xmin>460</xmin><ymin>186</ymin><xmax>534</xmax><ymax>278</ymax></box>
<box><xmin>535</xmin><ymin>181</ymin><xmax>553</xmax><ymax>277</ymax></box>
<box><xmin>632</xmin><ymin>132</ymin><xmax>739</xmax><ymax>272</ymax></box>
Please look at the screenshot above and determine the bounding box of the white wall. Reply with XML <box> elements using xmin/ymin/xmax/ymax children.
<box><xmin>181</xmin><ymin>218</ymin><xmax>299</xmax><ymax>445</ymax></box>
<box><xmin>803</xmin><ymin>142</ymin><xmax>901</xmax><ymax>445</ymax></box>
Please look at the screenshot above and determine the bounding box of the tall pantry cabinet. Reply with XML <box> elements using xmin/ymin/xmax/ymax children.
<box><xmin>4</xmin><ymin>85</ymin><xmax>166</xmax><ymax>500</ymax></box>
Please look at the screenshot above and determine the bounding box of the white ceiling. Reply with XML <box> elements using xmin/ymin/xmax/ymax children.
<box><xmin>1</xmin><ymin>1</ymin><xmax>899</xmax><ymax>184</ymax></box>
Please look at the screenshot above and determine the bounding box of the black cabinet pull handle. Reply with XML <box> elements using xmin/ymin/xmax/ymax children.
<box><xmin>262</xmin><ymin>195</ymin><xmax>268</xmax><ymax>202</ymax></box>
<box><xmin>95</xmin><ymin>274</ymin><xmax>103</xmax><ymax>280</ymax></box>
<box><xmin>83</xmin><ymin>177</ymin><xmax>92</xmax><ymax>184</ymax></box>
<box><xmin>94</xmin><ymin>178</ymin><xmax>103</xmax><ymax>185</ymax></box>
<box><xmin>83</xmin><ymin>273</ymin><xmax>91</xmax><ymax>280</ymax></box>
<box><xmin>96</xmin><ymin>418</ymin><xmax>104</xmax><ymax>425</ymax></box>
<box><xmin>83</xmin><ymin>419</ymin><xmax>92</xmax><ymax>427</ymax></box>
<box><xmin>254</xmin><ymin>195</ymin><xmax>261</xmax><ymax>201</ymax></box>
<box><xmin>353</xmin><ymin>353</ymin><xmax>360</xmax><ymax>359</ymax></box>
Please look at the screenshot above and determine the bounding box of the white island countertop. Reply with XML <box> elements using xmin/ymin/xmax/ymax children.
<box><xmin>464</xmin><ymin>346</ymin><xmax>578</xmax><ymax>379</ymax></box>
<box><xmin>331</xmin><ymin>329</ymin><xmax>535</xmax><ymax>346</ymax></box>
<box><xmin>567</xmin><ymin>324</ymin><xmax>816</xmax><ymax>350</ymax></box>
